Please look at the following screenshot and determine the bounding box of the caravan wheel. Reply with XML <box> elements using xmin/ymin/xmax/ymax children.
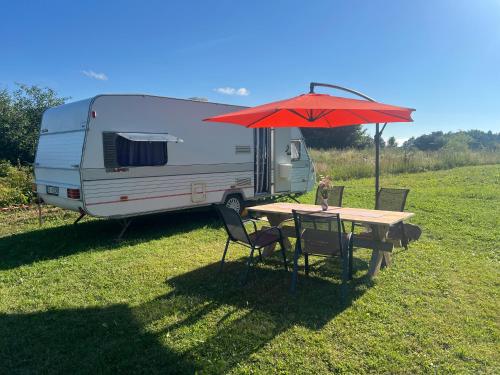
<box><xmin>224</xmin><ymin>195</ymin><xmax>243</xmax><ymax>214</ymax></box>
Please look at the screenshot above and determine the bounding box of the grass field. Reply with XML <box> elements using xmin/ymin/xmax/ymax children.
<box><xmin>0</xmin><ymin>165</ymin><xmax>499</xmax><ymax>374</ymax></box>
<box><xmin>309</xmin><ymin>148</ymin><xmax>500</xmax><ymax>180</ymax></box>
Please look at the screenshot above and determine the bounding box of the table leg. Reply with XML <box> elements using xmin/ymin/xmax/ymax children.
<box><xmin>368</xmin><ymin>224</ymin><xmax>391</xmax><ymax>278</ymax></box>
<box><xmin>381</xmin><ymin>251</ymin><xmax>392</xmax><ymax>269</ymax></box>
<box><xmin>368</xmin><ymin>250</ymin><xmax>384</xmax><ymax>277</ymax></box>
<box><xmin>262</xmin><ymin>213</ymin><xmax>292</xmax><ymax>257</ymax></box>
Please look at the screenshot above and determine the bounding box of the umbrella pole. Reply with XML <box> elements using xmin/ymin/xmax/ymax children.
<box><xmin>374</xmin><ymin>122</ymin><xmax>388</xmax><ymax>199</ymax></box>
<box><xmin>375</xmin><ymin>123</ymin><xmax>380</xmax><ymax>199</ymax></box>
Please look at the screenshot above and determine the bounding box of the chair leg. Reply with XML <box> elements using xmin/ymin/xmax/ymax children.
<box><xmin>290</xmin><ymin>242</ymin><xmax>301</xmax><ymax>293</ymax></box>
<box><xmin>279</xmin><ymin>239</ymin><xmax>288</xmax><ymax>271</ymax></box>
<box><xmin>242</xmin><ymin>245</ymin><xmax>256</xmax><ymax>285</ymax></box>
<box><xmin>304</xmin><ymin>253</ymin><xmax>309</xmax><ymax>276</ymax></box>
<box><xmin>341</xmin><ymin>250</ymin><xmax>349</xmax><ymax>302</ymax></box>
<box><xmin>219</xmin><ymin>237</ymin><xmax>231</xmax><ymax>273</ymax></box>
<box><xmin>348</xmin><ymin>239</ymin><xmax>354</xmax><ymax>280</ymax></box>
<box><xmin>257</xmin><ymin>248</ymin><xmax>263</xmax><ymax>262</ymax></box>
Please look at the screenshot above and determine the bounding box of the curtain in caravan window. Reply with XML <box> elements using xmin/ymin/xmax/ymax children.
<box><xmin>116</xmin><ymin>137</ymin><xmax>168</xmax><ymax>166</ymax></box>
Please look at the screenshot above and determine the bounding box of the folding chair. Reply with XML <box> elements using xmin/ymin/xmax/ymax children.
<box><xmin>290</xmin><ymin>210</ymin><xmax>353</xmax><ymax>294</ymax></box>
<box><xmin>214</xmin><ymin>204</ymin><xmax>288</xmax><ymax>284</ymax></box>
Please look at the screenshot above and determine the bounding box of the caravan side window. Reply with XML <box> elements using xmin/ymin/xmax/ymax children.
<box><xmin>103</xmin><ymin>132</ymin><xmax>170</xmax><ymax>168</ymax></box>
<box><xmin>290</xmin><ymin>140</ymin><xmax>301</xmax><ymax>161</ymax></box>
<box><xmin>116</xmin><ymin>136</ymin><xmax>167</xmax><ymax>167</ymax></box>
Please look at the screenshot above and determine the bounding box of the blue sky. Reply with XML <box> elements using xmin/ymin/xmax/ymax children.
<box><xmin>2</xmin><ymin>0</ymin><xmax>499</xmax><ymax>143</ymax></box>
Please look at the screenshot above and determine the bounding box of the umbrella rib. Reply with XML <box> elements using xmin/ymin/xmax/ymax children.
<box><xmin>287</xmin><ymin>109</ymin><xmax>310</xmax><ymax>121</ymax></box>
<box><xmin>323</xmin><ymin>115</ymin><xmax>333</xmax><ymax>128</ymax></box>
<box><xmin>310</xmin><ymin>108</ymin><xmax>323</xmax><ymax>120</ymax></box>
<box><xmin>245</xmin><ymin>109</ymin><xmax>280</xmax><ymax>128</ymax></box>
<box><xmin>313</xmin><ymin>109</ymin><xmax>335</xmax><ymax>121</ymax></box>
<box><xmin>344</xmin><ymin>109</ymin><xmax>370</xmax><ymax>123</ymax></box>
<box><xmin>373</xmin><ymin>110</ymin><xmax>412</xmax><ymax>121</ymax></box>
<box><xmin>287</xmin><ymin>108</ymin><xmax>335</xmax><ymax>122</ymax></box>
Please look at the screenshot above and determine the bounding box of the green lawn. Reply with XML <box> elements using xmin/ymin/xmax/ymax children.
<box><xmin>0</xmin><ymin>165</ymin><xmax>498</xmax><ymax>374</ymax></box>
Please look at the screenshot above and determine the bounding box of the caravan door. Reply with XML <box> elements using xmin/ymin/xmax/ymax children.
<box><xmin>254</xmin><ymin>129</ymin><xmax>271</xmax><ymax>195</ymax></box>
<box><xmin>290</xmin><ymin>139</ymin><xmax>312</xmax><ymax>193</ymax></box>
<box><xmin>272</xmin><ymin>128</ymin><xmax>292</xmax><ymax>193</ymax></box>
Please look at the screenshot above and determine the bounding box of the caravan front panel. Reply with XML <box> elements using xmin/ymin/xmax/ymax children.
<box><xmin>34</xmin><ymin>99</ymin><xmax>91</xmax><ymax>211</ymax></box>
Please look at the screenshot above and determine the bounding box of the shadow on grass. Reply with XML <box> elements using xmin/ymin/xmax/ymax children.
<box><xmin>0</xmin><ymin>209</ymin><xmax>220</xmax><ymax>271</ymax></box>
<box><xmin>1</xmin><ymin>205</ymin><xmax>374</xmax><ymax>372</ymax></box>
<box><xmin>0</xmin><ymin>304</ymin><xmax>195</xmax><ymax>374</ymax></box>
<box><xmin>151</xmin><ymin>258</ymin><xmax>372</xmax><ymax>372</ymax></box>
<box><xmin>0</xmin><ymin>257</ymin><xmax>371</xmax><ymax>373</ymax></box>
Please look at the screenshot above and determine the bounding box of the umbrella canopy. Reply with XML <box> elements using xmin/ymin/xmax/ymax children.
<box><xmin>203</xmin><ymin>93</ymin><xmax>414</xmax><ymax>128</ymax></box>
<box><xmin>203</xmin><ymin>82</ymin><xmax>415</xmax><ymax>197</ymax></box>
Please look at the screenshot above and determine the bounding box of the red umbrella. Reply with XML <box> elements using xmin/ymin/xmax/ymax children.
<box><xmin>204</xmin><ymin>91</ymin><xmax>414</xmax><ymax>128</ymax></box>
<box><xmin>204</xmin><ymin>82</ymin><xmax>415</xmax><ymax>195</ymax></box>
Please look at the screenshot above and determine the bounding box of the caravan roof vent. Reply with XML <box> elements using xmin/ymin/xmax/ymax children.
<box><xmin>235</xmin><ymin>145</ymin><xmax>251</xmax><ymax>153</ymax></box>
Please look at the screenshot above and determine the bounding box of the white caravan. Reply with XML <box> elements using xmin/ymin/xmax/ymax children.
<box><xmin>34</xmin><ymin>94</ymin><xmax>315</xmax><ymax>219</ymax></box>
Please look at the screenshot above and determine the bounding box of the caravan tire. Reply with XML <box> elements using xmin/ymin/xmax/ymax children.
<box><xmin>224</xmin><ymin>194</ymin><xmax>244</xmax><ymax>214</ymax></box>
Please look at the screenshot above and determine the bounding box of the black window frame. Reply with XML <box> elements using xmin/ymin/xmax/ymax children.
<box><xmin>102</xmin><ymin>132</ymin><xmax>169</xmax><ymax>169</ymax></box>
<box><xmin>290</xmin><ymin>140</ymin><xmax>302</xmax><ymax>161</ymax></box>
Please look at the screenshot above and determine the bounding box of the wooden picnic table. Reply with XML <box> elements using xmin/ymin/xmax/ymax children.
<box><xmin>247</xmin><ymin>202</ymin><xmax>414</xmax><ymax>278</ymax></box>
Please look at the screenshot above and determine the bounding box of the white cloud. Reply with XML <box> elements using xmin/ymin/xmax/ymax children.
<box><xmin>214</xmin><ymin>86</ymin><xmax>250</xmax><ymax>96</ymax></box>
<box><xmin>81</xmin><ymin>70</ymin><xmax>108</xmax><ymax>81</ymax></box>
<box><xmin>236</xmin><ymin>88</ymin><xmax>249</xmax><ymax>96</ymax></box>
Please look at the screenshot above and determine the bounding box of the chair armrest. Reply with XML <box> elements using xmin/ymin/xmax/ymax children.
<box><xmin>350</xmin><ymin>222</ymin><xmax>358</xmax><ymax>233</ymax></box>
<box><xmin>277</xmin><ymin>218</ymin><xmax>295</xmax><ymax>228</ymax></box>
<box><xmin>242</xmin><ymin>218</ymin><xmax>258</xmax><ymax>233</ymax></box>
<box><xmin>350</xmin><ymin>222</ymin><xmax>371</xmax><ymax>233</ymax></box>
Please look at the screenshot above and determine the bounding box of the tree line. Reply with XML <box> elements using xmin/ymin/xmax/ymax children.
<box><xmin>0</xmin><ymin>84</ymin><xmax>498</xmax><ymax>166</ymax></box>
<box><xmin>403</xmin><ymin>130</ymin><xmax>499</xmax><ymax>152</ymax></box>
<box><xmin>0</xmin><ymin>84</ymin><xmax>66</xmax><ymax>165</ymax></box>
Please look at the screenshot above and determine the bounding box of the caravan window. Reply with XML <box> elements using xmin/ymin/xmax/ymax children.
<box><xmin>103</xmin><ymin>132</ymin><xmax>183</xmax><ymax>168</ymax></box>
<box><xmin>290</xmin><ymin>140</ymin><xmax>301</xmax><ymax>161</ymax></box>
<box><xmin>116</xmin><ymin>136</ymin><xmax>167</xmax><ymax>167</ymax></box>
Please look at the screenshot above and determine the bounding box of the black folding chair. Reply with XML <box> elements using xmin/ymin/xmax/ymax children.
<box><xmin>351</xmin><ymin>187</ymin><xmax>411</xmax><ymax>256</ymax></box>
<box><xmin>290</xmin><ymin>210</ymin><xmax>353</xmax><ymax>294</ymax></box>
<box><xmin>352</xmin><ymin>187</ymin><xmax>409</xmax><ymax>223</ymax></box>
<box><xmin>376</xmin><ymin>187</ymin><xmax>410</xmax><ymax>213</ymax></box>
<box><xmin>315</xmin><ymin>185</ymin><xmax>346</xmax><ymax>232</ymax></box>
<box><xmin>376</xmin><ymin>188</ymin><xmax>410</xmax><ymax>249</ymax></box>
<box><xmin>214</xmin><ymin>204</ymin><xmax>288</xmax><ymax>284</ymax></box>
<box><xmin>315</xmin><ymin>185</ymin><xmax>345</xmax><ymax>207</ymax></box>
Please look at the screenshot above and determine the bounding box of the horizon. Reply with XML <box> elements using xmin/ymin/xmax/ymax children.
<box><xmin>1</xmin><ymin>0</ymin><xmax>499</xmax><ymax>144</ymax></box>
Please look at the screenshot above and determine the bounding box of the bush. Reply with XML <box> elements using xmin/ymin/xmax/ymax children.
<box><xmin>0</xmin><ymin>160</ymin><xmax>33</xmax><ymax>206</ymax></box>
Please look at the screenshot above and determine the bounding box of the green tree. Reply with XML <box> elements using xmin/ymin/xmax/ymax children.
<box><xmin>301</xmin><ymin>126</ymin><xmax>373</xmax><ymax>149</ymax></box>
<box><xmin>387</xmin><ymin>136</ymin><xmax>397</xmax><ymax>147</ymax></box>
<box><xmin>0</xmin><ymin>84</ymin><xmax>67</xmax><ymax>164</ymax></box>
<box><xmin>443</xmin><ymin>133</ymin><xmax>472</xmax><ymax>152</ymax></box>
<box><xmin>404</xmin><ymin>130</ymin><xmax>499</xmax><ymax>152</ymax></box>
<box><xmin>412</xmin><ymin>131</ymin><xmax>446</xmax><ymax>151</ymax></box>
<box><xmin>460</xmin><ymin>130</ymin><xmax>499</xmax><ymax>150</ymax></box>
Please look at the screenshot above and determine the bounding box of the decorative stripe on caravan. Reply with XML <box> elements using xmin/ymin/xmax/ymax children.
<box><xmin>81</xmin><ymin>162</ymin><xmax>254</xmax><ymax>181</ymax></box>
<box><xmin>85</xmin><ymin>186</ymin><xmax>253</xmax><ymax>206</ymax></box>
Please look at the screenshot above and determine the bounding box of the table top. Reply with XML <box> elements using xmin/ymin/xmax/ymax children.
<box><xmin>247</xmin><ymin>202</ymin><xmax>414</xmax><ymax>226</ymax></box>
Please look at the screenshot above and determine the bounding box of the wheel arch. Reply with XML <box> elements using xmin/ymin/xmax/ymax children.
<box><xmin>220</xmin><ymin>189</ymin><xmax>247</xmax><ymax>204</ymax></box>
